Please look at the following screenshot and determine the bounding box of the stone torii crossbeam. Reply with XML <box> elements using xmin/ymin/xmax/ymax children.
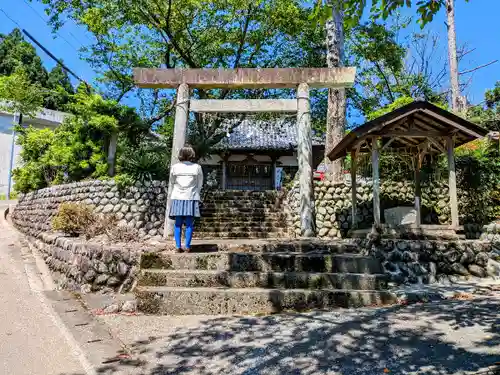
<box><xmin>133</xmin><ymin>67</ymin><xmax>356</xmax><ymax>238</ymax></box>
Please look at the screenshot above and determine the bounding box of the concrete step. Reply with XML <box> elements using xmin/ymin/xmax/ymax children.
<box><xmin>201</xmin><ymin>207</ymin><xmax>282</xmax><ymax>215</ymax></box>
<box><xmin>193</xmin><ymin>231</ymin><xmax>287</xmax><ymax>239</ymax></box>
<box><xmin>202</xmin><ymin>198</ymin><xmax>278</xmax><ymax>204</ymax></box>
<box><xmin>200</xmin><ymin>206</ymin><xmax>280</xmax><ymax>212</ymax></box>
<box><xmin>135</xmin><ymin>286</ymin><xmax>397</xmax><ymax>315</ymax></box>
<box><xmin>194</xmin><ymin>217</ymin><xmax>287</xmax><ymax>230</ymax></box>
<box><xmin>204</xmin><ymin>191</ymin><xmax>279</xmax><ymax>200</ymax></box>
<box><xmin>195</xmin><ymin>223</ymin><xmax>287</xmax><ymax>231</ymax></box>
<box><xmin>139</xmin><ymin>269</ymin><xmax>388</xmax><ymax>290</ymax></box>
<box><xmin>140</xmin><ymin>252</ymin><xmax>382</xmax><ymax>274</ymax></box>
<box><xmin>156</xmin><ymin>240</ymin><xmax>361</xmax><ymax>254</ymax></box>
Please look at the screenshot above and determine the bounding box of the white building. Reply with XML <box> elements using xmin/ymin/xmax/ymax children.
<box><xmin>0</xmin><ymin>107</ymin><xmax>69</xmax><ymax>197</ymax></box>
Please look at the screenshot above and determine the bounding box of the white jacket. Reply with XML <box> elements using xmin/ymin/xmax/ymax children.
<box><xmin>169</xmin><ymin>162</ymin><xmax>203</xmax><ymax>200</ymax></box>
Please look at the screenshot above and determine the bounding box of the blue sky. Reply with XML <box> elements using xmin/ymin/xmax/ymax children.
<box><xmin>0</xmin><ymin>0</ymin><xmax>498</xmax><ymax>110</ymax></box>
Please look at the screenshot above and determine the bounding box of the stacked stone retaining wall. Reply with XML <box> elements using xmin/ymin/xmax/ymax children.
<box><xmin>285</xmin><ymin>178</ymin><xmax>492</xmax><ymax>239</ymax></box>
<box><xmin>26</xmin><ymin>232</ymin><xmax>143</xmax><ymax>293</ymax></box>
<box><xmin>360</xmin><ymin>238</ymin><xmax>500</xmax><ymax>284</ymax></box>
<box><xmin>12</xmin><ymin>179</ymin><xmax>167</xmax><ymax>240</ymax></box>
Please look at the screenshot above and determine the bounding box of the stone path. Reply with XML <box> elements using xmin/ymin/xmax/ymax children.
<box><xmin>95</xmin><ymin>283</ymin><xmax>500</xmax><ymax>375</ymax></box>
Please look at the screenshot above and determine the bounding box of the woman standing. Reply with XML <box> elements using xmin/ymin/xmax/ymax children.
<box><xmin>168</xmin><ymin>146</ymin><xmax>203</xmax><ymax>252</ymax></box>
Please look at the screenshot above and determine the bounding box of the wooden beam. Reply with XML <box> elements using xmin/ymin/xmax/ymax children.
<box><xmin>164</xmin><ymin>83</ymin><xmax>190</xmax><ymax>238</ymax></box>
<box><xmin>190</xmin><ymin>99</ymin><xmax>298</xmax><ymax>113</ymax></box>
<box><xmin>351</xmin><ymin>149</ymin><xmax>357</xmax><ymax>229</ymax></box>
<box><xmin>414</xmin><ymin>153</ymin><xmax>422</xmax><ymax>227</ymax></box>
<box><xmin>421</xmin><ymin>109</ymin><xmax>485</xmax><ymax>138</ymax></box>
<box><xmin>134</xmin><ymin>67</ymin><xmax>356</xmax><ymax>89</ymax></box>
<box><xmin>447</xmin><ymin>137</ymin><xmax>459</xmax><ymax>228</ymax></box>
<box><xmin>427</xmin><ymin>137</ymin><xmax>446</xmax><ymax>153</ymax></box>
<box><xmin>297</xmin><ymin>83</ymin><xmax>314</xmax><ymax>237</ymax></box>
<box><xmin>221</xmin><ymin>159</ymin><xmax>227</xmax><ymax>190</ymax></box>
<box><xmin>372</xmin><ymin>137</ymin><xmax>381</xmax><ymax>227</ymax></box>
<box><xmin>372</xmin><ymin>130</ymin><xmax>447</xmax><ymax>137</ymax></box>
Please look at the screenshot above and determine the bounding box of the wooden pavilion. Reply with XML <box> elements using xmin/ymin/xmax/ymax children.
<box><xmin>327</xmin><ymin>101</ymin><xmax>489</xmax><ymax>232</ymax></box>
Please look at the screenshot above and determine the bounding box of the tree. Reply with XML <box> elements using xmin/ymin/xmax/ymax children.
<box><xmin>445</xmin><ymin>0</ymin><xmax>460</xmax><ymax>112</ymax></box>
<box><xmin>347</xmin><ymin>22</ymin><xmax>449</xmax><ymax>119</ymax></box>
<box><xmin>0</xmin><ymin>69</ymin><xmax>44</xmax><ymax>116</ymax></box>
<box><xmin>0</xmin><ymin>28</ymin><xmax>48</xmax><ymax>87</ymax></box>
<box><xmin>0</xmin><ymin>28</ymin><xmax>76</xmax><ymax>112</ymax></box>
<box><xmin>37</xmin><ymin>0</ymin><xmax>327</xmax><ymax>157</ymax></box>
<box><xmin>13</xmin><ymin>85</ymin><xmax>151</xmax><ymax>192</ymax></box>
<box><xmin>467</xmin><ymin>82</ymin><xmax>500</xmax><ymax>131</ymax></box>
<box><xmin>44</xmin><ymin>64</ymin><xmax>75</xmax><ymax>110</ymax></box>
<box><xmin>324</xmin><ymin>1</ymin><xmax>346</xmax><ymax>182</ymax></box>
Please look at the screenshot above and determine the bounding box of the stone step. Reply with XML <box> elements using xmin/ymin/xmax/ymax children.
<box><xmin>204</xmin><ymin>191</ymin><xmax>278</xmax><ymax>199</ymax></box>
<box><xmin>157</xmin><ymin>240</ymin><xmax>361</xmax><ymax>254</ymax></box>
<box><xmin>201</xmin><ymin>203</ymin><xmax>279</xmax><ymax>210</ymax></box>
<box><xmin>193</xmin><ymin>231</ymin><xmax>287</xmax><ymax>239</ymax></box>
<box><xmin>196</xmin><ymin>219</ymin><xmax>286</xmax><ymax>227</ymax></box>
<box><xmin>139</xmin><ymin>270</ymin><xmax>388</xmax><ymax>290</ymax></box>
<box><xmin>135</xmin><ymin>286</ymin><xmax>397</xmax><ymax>315</ymax></box>
<box><xmin>201</xmin><ymin>207</ymin><xmax>282</xmax><ymax>215</ymax></box>
<box><xmin>195</xmin><ymin>223</ymin><xmax>287</xmax><ymax>231</ymax></box>
<box><xmin>140</xmin><ymin>252</ymin><xmax>382</xmax><ymax>274</ymax></box>
<box><xmin>202</xmin><ymin>197</ymin><xmax>279</xmax><ymax>203</ymax></box>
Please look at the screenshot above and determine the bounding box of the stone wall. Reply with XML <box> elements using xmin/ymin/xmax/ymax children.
<box><xmin>12</xmin><ymin>179</ymin><xmax>167</xmax><ymax>240</ymax></box>
<box><xmin>361</xmin><ymin>238</ymin><xmax>500</xmax><ymax>284</ymax></box>
<box><xmin>26</xmin><ymin>232</ymin><xmax>141</xmax><ymax>293</ymax></box>
<box><xmin>286</xmin><ymin>179</ymin><xmax>453</xmax><ymax>238</ymax></box>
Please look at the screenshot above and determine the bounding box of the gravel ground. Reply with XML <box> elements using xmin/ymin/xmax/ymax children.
<box><xmin>95</xmin><ymin>285</ymin><xmax>500</xmax><ymax>375</ymax></box>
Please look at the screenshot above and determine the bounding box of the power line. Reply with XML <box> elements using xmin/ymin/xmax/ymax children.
<box><xmin>0</xmin><ymin>7</ymin><xmax>22</xmax><ymax>29</ymax></box>
<box><xmin>22</xmin><ymin>29</ymin><xmax>92</xmax><ymax>92</ymax></box>
<box><xmin>22</xmin><ymin>0</ymin><xmax>80</xmax><ymax>52</ymax></box>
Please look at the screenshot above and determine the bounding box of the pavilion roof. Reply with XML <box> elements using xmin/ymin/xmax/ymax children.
<box><xmin>327</xmin><ymin>101</ymin><xmax>489</xmax><ymax>161</ymax></box>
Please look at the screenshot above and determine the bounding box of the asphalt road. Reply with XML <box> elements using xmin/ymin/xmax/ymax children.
<box><xmin>0</xmin><ymin>208</ymin><xmax>88</xmax><ymax>375</ymax></box>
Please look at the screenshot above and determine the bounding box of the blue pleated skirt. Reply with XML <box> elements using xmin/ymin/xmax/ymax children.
<box><xmin>169</xmin><ymin>199</ymin><xmax>201</xmax><ymax>219</ymax></box>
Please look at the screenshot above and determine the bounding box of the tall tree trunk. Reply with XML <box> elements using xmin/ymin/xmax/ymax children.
<box><xmin>324</xmin><ymin>2</ymin><xmax>346</xmax><ymax>182</ymax></box>
<box><xmin>446</xmin><ymin>0</ymin><xmax>461</xmax><ymax>112</ymax></box>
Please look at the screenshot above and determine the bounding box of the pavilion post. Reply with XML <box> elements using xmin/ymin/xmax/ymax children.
<box><xmin>297</xmin><ymin>82</ymin><xmax>314</xmax><ymax>237</ymax></box>
<box><xmin>350</xmin><ymin>149</ymin><xmax>357</xmax><ymax>229</ymax></box>
<box><xmin>414</xmin><ymin>153</ymin><xmax>422</xmax><ymax>227</ymax></box>
<box><xmin>164</xmin><ymin>83</ymin><xmax>190</xmax><ymax>238</ymax></box>
<box><xmin>446</xmin><ymin>136</ymin><xmax>459</xmax><ymax>228</ymax></box>
<box><xmin>372</xmin><ymin>137</ymin><xmax>381</xmax><ymax>227</ymax></box>
<box><xmin>221</xmin><ymin>160</ymin><xmax>227</xmax><ymax>189</ymax></box>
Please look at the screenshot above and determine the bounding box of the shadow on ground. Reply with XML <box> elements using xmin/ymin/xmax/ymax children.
<box><xmin>94</xmin><ymin>297</ymin><xmax>500</xmax><ymax>375</ymax></box>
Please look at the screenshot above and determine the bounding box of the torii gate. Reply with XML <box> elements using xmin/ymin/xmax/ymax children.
<box><xmin>133</xmin><ymin>67</ymin><xmax>356</xmax><ymax>238</ymax></box>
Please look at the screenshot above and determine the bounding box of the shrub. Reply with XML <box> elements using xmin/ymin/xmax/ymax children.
<box><xmin>84</xmin><ymin>213</ymin><xmax>119</xmax><ymax>239</ymax></box>
<box><xmin>51</xmin><ymin>203</ymin><xmax>96</xmax><ymax>236</ymax></box>
<box><xmin>106</xmin><ymin>225</ymin><xmax>140</xmax><ymax>242</ymax></box>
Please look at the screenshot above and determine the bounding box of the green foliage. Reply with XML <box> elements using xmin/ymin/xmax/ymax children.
<box><xmin>312</xmin><ymin>0</ymin><xmax>471</xmax><ymax>28</ymax></box>
<box><xmin>0</xmin><ymin>69</ymin><xmax>44</xmax><ymax>116</ymax></box>
<box><xmin>116</xmin><ymin>135</ymin><xmax>169</xmax><ymax>182</ymax></box>
<box><xmin>13</xmin><ymin>88</ymin><xmax>151</xmax><ymax>192</ymax></box>
<box><xmin>0</xmin><ymin>29</ymin><xmax>48</xmax><ymax>86</ymax></box>
<box><xmin>366</xmin><ymin>96</ymin><xmax>415</xmax><ymax>121</ymax></box>
<box><xmin>0</xmin><ymin>28</ymin><xmax>74</xmax><ymax>112</ymax></box>
<box><xmin>467</xmin><ymin>81</ymin><xmax>500</xmax><ymax>131</ymax></box>
<box><xmin>52</xmin><ymin>203</ymin><xmax>96</xmax><ymax>236</ymax></box>
<box><xmin>44</xmin><ymin>65</ymin><xmax>75</xmax><ymax>110</ymax></box>
<box><xmin>38</xmin><ymin>0</ymin><xmax>329</xmax><ymax>140</ymax></box>
<box><xmin>114</xmin><ymin>173</ymin><xmax>135</xmax><ymax>190</ymax></box>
